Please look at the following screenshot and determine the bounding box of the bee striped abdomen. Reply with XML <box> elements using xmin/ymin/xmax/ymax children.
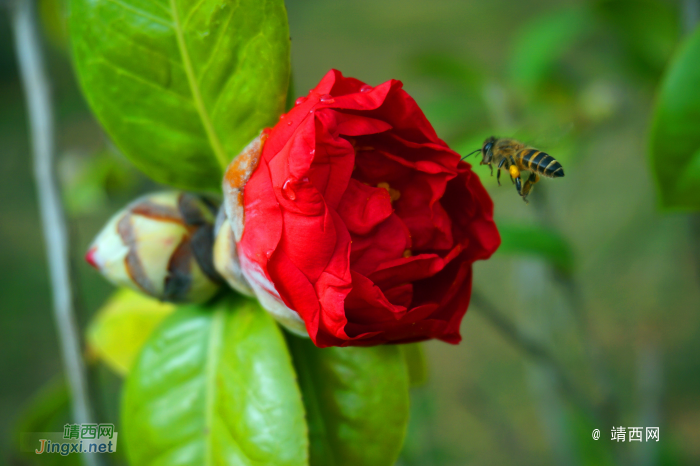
<box><xmin>519</xmin><ymin>149</ymin><xmax>564</xmax><ymax>178</ymax></box>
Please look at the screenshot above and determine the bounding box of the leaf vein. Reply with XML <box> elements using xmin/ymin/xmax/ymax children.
<box><xmin>195</xmin><ymin>1</ymin><xmax>240</xmax><ymax>85</ymax></box>
<box><xmin>104</xmin><ymin>0</ymin><xmax>174</xmax><ymax>27</ymax></box>
<box><xmin>170</xmin><ymin>0</ymin><xmax>229</xmax><ymax>170</ymax></box>
<box><xmin>88</xmin><ymin>57</ymin><xmax>192</xmax><ymax>102</ymax></box>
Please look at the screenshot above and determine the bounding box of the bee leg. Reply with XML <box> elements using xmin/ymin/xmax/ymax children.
<box><xmin>508</xmin><ymin>165</ymin><xmax>522</xmax><ymax>196</ymax></box>
<box><xmin>489</xmin><ymin>163</ymin><xmax>494</xmax><ymax>177</ymax></box>
<box><xmin>521</xmin><ymin>172</ymin><xmax>540</xmax><ymax>203</ymax></box>
<box><xmin>497</xmin><ymin>159</ymin><xmax>507</xmax><ymax>186</ymax></box>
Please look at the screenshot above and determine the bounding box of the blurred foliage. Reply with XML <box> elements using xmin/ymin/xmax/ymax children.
<box><xmin>10</xmin><ymin>378</ymin><xmax>81</xmax><ymax>466</ymax></box>
<box><xmin>508</xmin><ymin>5</ymin><xmax>592</xmax><ymax>93</ymax></box>
<box><xmin>496</xmin><ymin>223</ymin><xmax>575</xmax><ymax>276</ymax></box>
<box><xmin>593</xmin><ymin>0</ymin><xmax>680</xmax><ymax>80</ymax></box>
<box><xmin>38</xmin><ymin>0</ymin><xmax>67</xmax><ymax>51</ymax></box>
<box><xmin>649</xmin><ymin>24</ymin><xmax>700</xmax><ymax>211</ymax></box>
<box><xmin>58</xmin><ymin>147</ymin><xmax>140</xmax><ymax>216</ymax></box>
<box><xmin>401</xmin><ymin>343</ymin><xmax>429</xmax><ymax>387</ymax></box>
<box><xmin>86</xmin><ymin>289</ymin><xmax>174</xmax><ymax>376</ymax></box>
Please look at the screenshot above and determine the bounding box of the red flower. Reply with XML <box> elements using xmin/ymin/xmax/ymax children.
<box><xmin>218</xmin><ymin>69</ymin><xmax>500</xmax><ymax>347</ymax></box>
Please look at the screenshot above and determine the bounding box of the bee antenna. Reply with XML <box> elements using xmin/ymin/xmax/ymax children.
<box><xmin>461</xmin><ymin>149</ymin><xmax>481</xmax><ymax>160</ymax></box>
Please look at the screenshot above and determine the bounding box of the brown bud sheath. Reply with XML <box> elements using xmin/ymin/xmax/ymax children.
<box><xmin>86</xmin><ymin>192</ymin><xmax>222</xmax><ymax>303</ymax></box>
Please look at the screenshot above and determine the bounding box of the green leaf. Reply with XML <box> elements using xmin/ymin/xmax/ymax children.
<box><xmin>69</xmin><ymin>0</ymin><xmax>290</xmax><ymax>191</ymax></box>
<box><xmin>86</xmin><ymin>288</ymin><xmax>175</xmax><ymax>376</ymax></box>
<box><xmin>122</xmin><ymin>297</ymin><xmax>307</xmax><ymax>466</ymax></box>
<box><xmin>508</xmin><ymin>6</ymin><xmax>590</xmax><ymax>91</ymax></box>
<box><xmin>401</xmin><ymin>343</ymin><xmax>428</xmax><ymax>387</ymax></box>
<box><xmin>286</xmin><ymin>335</ymin><xmax>410</xmax><ymax>466</ymax></box>
<box><xmin>649</xmin><ymin>25</ymin><xmax>700</xmax><ymax>210</ymax></box>
<box><xmin>496</xmin><ymin>223</ymin><xmax>574</xmax><ymax>275</ymax></box>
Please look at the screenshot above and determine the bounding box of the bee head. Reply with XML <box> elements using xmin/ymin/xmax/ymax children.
<box><xmin>482</xmin><ymin>136</ymin><xmax>496</xmax><ymax>163</ymax></box>
<box><xmin>461</xmin><ymin>136</ymin><xmax>497</xmax><ymax>162</ymax></box>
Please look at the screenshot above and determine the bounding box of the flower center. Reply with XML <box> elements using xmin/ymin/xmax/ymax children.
<box><xmin>377</xmin><ymin>182</ymin><xmax>401</xmax><ymax>202</ymax></box>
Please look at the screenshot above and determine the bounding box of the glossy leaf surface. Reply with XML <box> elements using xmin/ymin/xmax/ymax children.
<box><xmin>287</xmin><ymin>336</ymin><xmax>410</xmax><ymax>466</ymax></box>
<box><xmin>650</xmin><ymin>25</ymin><xmax>700</xmax><ymax>210</ymax></box>
<box><xmin>70</xmin><ymin>0</ymin><xmax>290</xmax><ymax>191</ymax></box>
<box><xmin>122</xmin><ymin>298</ymin><xmax>307</xmax><ymax>466</ymax></box>
<box><xmin>86</xmin><ymin>288</ymin><xmax>175</xmax><ymax>376</ymax></box>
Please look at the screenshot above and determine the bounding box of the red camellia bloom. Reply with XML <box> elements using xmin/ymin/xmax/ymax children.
<box><xmin>218</xmin><ymin>69</ymin><xmax>500</xmax><ymax>347</ymax></box>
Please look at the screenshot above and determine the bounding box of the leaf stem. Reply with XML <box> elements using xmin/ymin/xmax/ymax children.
<box><xmin>170</xmin><ymin>0</ymin><xmax>230</xmax><ymax>171</ymax></box>
<box><xmin>9</xmin><ymin>2</ymin><xmax>100</xmax><ymax>465</ymax></box>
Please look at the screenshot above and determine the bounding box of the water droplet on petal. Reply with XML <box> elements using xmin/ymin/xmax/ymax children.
<box><xmin>309</xmin><ymin>110</ymin><xmax>314</xmax><ymax>114</ymax></box>
<box><xmin>287</xmin><ymin>121</ymin><xmax>292</xmax><ymax>126</ymax></box>
<box><xmin>309</xmin><ymin>149</ymin><xmax>315</xmax><ymax>156</ymax></box>
<box><xmin>302</xmin><ymin>177</ymin><xmax>309</xmax><ymax>183</ymax></box>
<box><xmin>265</xmin><ymin>249</ymin><xmax>274</xmax><ymax>259</ymax></box>
<box><xmin>279</xmin><ymin>114</ymin><xmax>285</xmax><ymax>120</ymax></box>
<box><xmin>360</xmin><ymin>85</ymin><xmax>372</xmax><ymax>93</ymax></box>
<box><xmin>295</xmin><ymin>96</ymin><xmax>306</xmax><ymax>106</ymax></box>
<box><xmin>282</xmin><ymin>178</ymin><xmax>297</xmax><ymax>201</ymax></box>
<box><xmin>319</xmin><ymin>94</ymin><xmax>335</xmax><ymax>103</ymax></box>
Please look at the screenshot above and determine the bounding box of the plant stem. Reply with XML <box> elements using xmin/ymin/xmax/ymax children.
<box><xmin>470</xmin><ymin>290</ymin><xmax>593</xmax><ymax>418</ymax></box>
<box><xmin>10</xmin><ymin>2</ymin><xmax>100</xmax><ymax>465</ymax></box>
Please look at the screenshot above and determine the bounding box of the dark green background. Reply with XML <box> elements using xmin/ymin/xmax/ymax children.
<box><xmin>1</xmin><ymin>0</ymin><xmax>699</xmax><ymax>464</ymax></box>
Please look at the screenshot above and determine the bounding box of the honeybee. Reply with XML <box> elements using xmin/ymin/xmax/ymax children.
<box><xmin>464</xmin><ymin>136</ymin><xmax>564</xmax><ymax>203</ymax></box>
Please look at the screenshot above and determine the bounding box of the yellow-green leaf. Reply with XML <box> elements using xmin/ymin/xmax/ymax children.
<box><xmin>86</xmin><ymin>288</ymin><xmax>174</xmax><ymax>376</ymax></box>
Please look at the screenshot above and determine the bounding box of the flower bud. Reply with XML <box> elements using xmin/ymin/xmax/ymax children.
<box><xmin>86</xmin><ymin>191</ymin><xmax>222</xmax><ymax>303</ymax></box>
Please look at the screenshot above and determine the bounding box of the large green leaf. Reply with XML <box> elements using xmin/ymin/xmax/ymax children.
<box><xmin>122</xmin><ymin>297</ymin><xmax>307</xmax><ymax>466</ymax></box>
<box><xmin>496</xmin><ymin>223</ymin><xmax>574</xmax><ymax>275</ymax></box>
<box><xmin>69</xmin><ymin>0</ymin><xmax>290</xmax><ymax>191</ymax></box>
<box><xmin>86</xmin><ymin>288</ymin><xmax>175</xmax><ymax>376</ymax></box>
<box><xmin>649</xmin><ymin>25</ymin><xmax>700</xmax><ymax>210</ymax></box>
<box><xmin>286</xmin><ymin>336</ymin><xmax>410</xmax><ymax>466</ymax></box>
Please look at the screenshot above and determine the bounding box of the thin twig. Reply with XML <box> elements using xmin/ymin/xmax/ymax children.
<box><xmin>470</xmin><ymin>291</ymin><xmax>593</xmax><ymax>416</ymax></box>
<box><xmin>10</xmin><ymin>2</ymin><xmax>100</xmax><ymax>465</ymax></box>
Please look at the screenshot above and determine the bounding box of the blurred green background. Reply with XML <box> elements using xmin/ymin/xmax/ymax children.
<box><xmin>1</xmin><ymin>0</ymin><xmax>699</xmax><ymax>464</ymax></box>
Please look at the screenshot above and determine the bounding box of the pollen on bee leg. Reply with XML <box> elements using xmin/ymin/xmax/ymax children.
<box><xmin>377</xmin><ymin>182</ymin><xmax>401</xmax><ymax>202</ymax></box>
<box><xmin>509</xmin><ymin>165</ymin><xmax>520</xmax><ymax>178</ymax></box>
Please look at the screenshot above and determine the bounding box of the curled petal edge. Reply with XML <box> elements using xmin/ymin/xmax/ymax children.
<box><xmin>218</xmin><ymin>131</ymin><xmax>309</xmax><ymax>338</ymax></box>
